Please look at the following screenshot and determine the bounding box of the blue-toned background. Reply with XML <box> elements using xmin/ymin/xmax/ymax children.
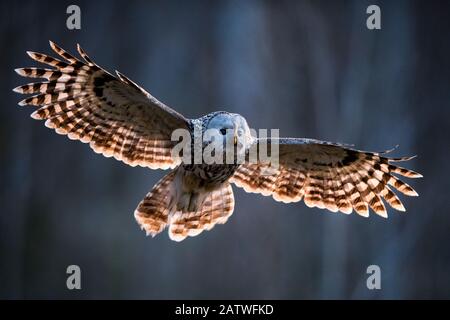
<box><xmin>1</xmin><ymin>0</ymin><xmax>449</xmax><ymax>299</ymax></box>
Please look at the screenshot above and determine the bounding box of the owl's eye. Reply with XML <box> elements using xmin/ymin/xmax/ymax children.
<box><xmin>220</xmin><ymin>128</ymin><xmax>227</xmax><ymax>135</ymax></box>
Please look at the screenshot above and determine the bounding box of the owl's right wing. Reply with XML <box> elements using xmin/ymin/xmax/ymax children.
<box><xmin>231</xmin><ymin>138</ymin><xmax>422</xmax><ymax>217</ymax></box>
<box><xmin>14</xmin><ymin>41</ymin><xmax>191</xmax><ymax>169</ymax></box>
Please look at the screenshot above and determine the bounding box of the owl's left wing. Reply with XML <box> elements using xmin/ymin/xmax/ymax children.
<box><xmin>230</xmin><ymin>138</ymin><xmax>422</xmax><ymax>217</ymax></box>
<box><xmin>14</xmin><ymin>41</ymin><xmax>191</xmax><ymax>169</ymax></box>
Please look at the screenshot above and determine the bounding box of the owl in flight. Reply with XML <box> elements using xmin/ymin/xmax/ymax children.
<box><xmin>14</xmin><ymin>42</ymin><xmax>422</xmax><ymax>241</ymax></box>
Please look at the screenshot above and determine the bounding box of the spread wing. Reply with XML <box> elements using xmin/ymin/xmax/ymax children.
<box><xmin>230</xmin><ymin>138</ymin><xmax>422</xmax><ymax>217</ymax></box>
<box><xmin>14</xmin><ymin>41</ymin><xmax>190</xmax><ymax>169</ymax></box>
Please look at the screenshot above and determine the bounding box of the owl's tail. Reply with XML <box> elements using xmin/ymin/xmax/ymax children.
<box><xmin>134</xmin><ymin>169</ymin><xmax>235</xmax><ymax>242</ymax></box>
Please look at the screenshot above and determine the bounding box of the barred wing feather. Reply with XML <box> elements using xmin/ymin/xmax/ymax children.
<box><xmin>14</xmin><ymin>41</ymin><xmax>190</xmax><ymax>169</ymax></box>
<box><xmin>231</xmin><ymin>138</ymin><xmax>422</xmax><ymax>218</ymax></box>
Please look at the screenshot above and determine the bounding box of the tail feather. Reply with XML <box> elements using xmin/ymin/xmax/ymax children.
<box><xmin>169</xmin><ymin>183</ymin><xmax>235</xmax><ymax>241</ymax></box>
<box><xmin>134</xmin><ymin>170</ymin><xmax>235</xmax><ymax>241</ymax></box>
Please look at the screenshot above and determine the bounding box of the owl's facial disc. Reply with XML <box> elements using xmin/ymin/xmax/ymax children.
<box><xmin>205</xmin><ymin>113</ymin><xmax>253</xmax><ymax>163</ymax></box>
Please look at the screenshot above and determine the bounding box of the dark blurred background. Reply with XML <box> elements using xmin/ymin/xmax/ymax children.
<box><xmin>1</xmin><ymin>0</ymin><xmax>449</xmax><ymax>299</ymax></box>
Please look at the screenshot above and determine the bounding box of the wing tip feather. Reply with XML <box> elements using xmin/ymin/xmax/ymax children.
<box><xmin>30</xmin><ymin>111</ymin><xmax>42</xmax><ymax>120</ymax></box>
<box><xmin>12</xmin><ymin>85</ymin><xmax>22</xmax><ymax>93</ymax></box>
<box><xmin>14</xmin><ymin>68</ymin><xmax>26</xmax><ymax>76</ymax></box>
<box><xmin>375</xmin><ymin>211</ymin><xmax>388</xmax><ymax>218</ymax></box>
<box><xmin>413</xmin><ymin>171</ymin><xmax>424</xmax><ymax>178</ymax></box>
<box><xmin>26</xmin><ymin>51</ymin><xmax>38</xmax><ymax>60</ymax></box>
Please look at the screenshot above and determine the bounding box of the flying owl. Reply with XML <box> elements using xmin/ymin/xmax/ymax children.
<box><xmin>14</xmin><ymin>42</ymin><xmax>422</xmax><ymax>241</ymax></box>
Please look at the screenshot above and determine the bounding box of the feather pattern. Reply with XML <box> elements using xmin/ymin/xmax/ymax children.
<box><xmin>14</xmin><ymin>41</ymin><xmax>190</xmax><ymax>169</ymax></box>
<box><xmin>231</xmin><ymin>138</ymin><xmax>422</xmax><ymax>218</ymax></box>
<box><xmin>135</xmin><ymin>169</ymin><xmax>235</xmax><ymax>242</ymax></box>
<box><xmin>168</xmin><ymin>182</ymin><xmax>235</xmax><ymax>241</ymax></box>
<box><xmin>134</xmin><ymin>171</ymin><xmax>177</xmax><ymax>236</ymax></box>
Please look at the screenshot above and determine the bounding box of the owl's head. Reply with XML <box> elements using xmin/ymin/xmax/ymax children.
<box><xmin>204</xmin><ymin>112</ymin><xmax>253</xmax><ymax>162</ymax></box>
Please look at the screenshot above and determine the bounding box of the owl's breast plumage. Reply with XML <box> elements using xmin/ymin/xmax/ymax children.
<box><xmin>182</xmin><ymin>163</ymin><xmax>240</xmax><ymax>185</ymax></box>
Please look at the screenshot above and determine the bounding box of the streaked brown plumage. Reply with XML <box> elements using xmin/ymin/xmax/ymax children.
<box><xmin>231</xmin><ymin>138</ymin><xmax>421</xmax><ymax>218</ymax></box>
<box><xmin>14</xmin><ymin>41</ymin><xmax>422</xmax><ymax>241</ymax></box>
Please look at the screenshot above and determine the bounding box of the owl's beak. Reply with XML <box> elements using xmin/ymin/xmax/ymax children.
<box><xmin>233</xmin><ymin>129</ymin><xmax>238</xmax><ymax>145</ymax></box>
